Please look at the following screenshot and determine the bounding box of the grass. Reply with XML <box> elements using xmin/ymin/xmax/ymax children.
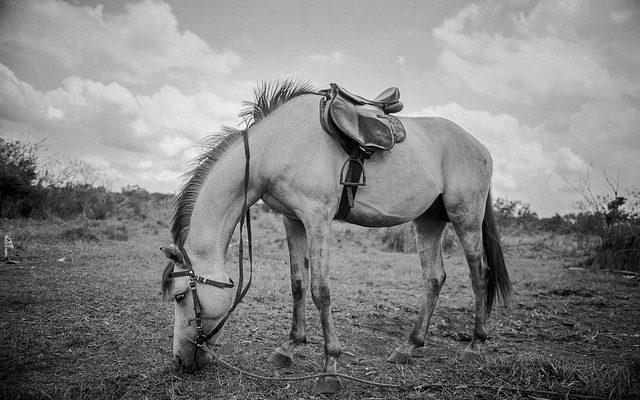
<box><xmin>1</xmin><ymin>208</ymin><xmax>638</xmax><ymax>399</ymax></box>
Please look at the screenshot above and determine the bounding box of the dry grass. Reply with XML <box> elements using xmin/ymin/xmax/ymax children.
<box><xmin>1</xmin><ymin>209</ymin><xmax>638</xmax><ymax>399</ymax></box>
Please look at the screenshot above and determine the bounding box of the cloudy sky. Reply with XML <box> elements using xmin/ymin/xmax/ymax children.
<box><xmin>1</xmin><ymin>0</ymin><xmax>639</xmax><ymax>216</ymax></box>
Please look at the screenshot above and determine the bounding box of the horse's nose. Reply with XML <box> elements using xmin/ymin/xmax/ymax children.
<box><xmin>174</xmin><ymin>355</ymin><xmax>184</xmax><ymax>368</ymax></box>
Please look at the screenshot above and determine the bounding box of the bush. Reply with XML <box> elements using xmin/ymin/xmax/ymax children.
<box><xmin>596</xmin><ymin>222</ymin><xmax>639</xmax><ymax>271</ymax></box>
<box><xmin>0</xmin><ymin>139</ymin><xmax>123</xmax><ymax>220</ymax></box>
<box><xmin>58</xmin><ymin>225</ymin><xmax>100</xmax><ymax>242</ymax></box>
<box><xmin>0</xmin><ymin>139</ymin><xmax>45</xmax><ymax>218</ymax></box>
<box><xmin>380</xmin><ymin>223</ymin><xmax>458</xmax><ymax>253</ymax></box>
<box><xmin>578</xmin><ymin>194</ymin><xmax>640</xmax><ymax>272</ymax></box>
<box><xmin>494</xmin><ymin>197</ymin><xmax>539</xmax><ymax>231</ymax></box>
<box><xmin>37</xmin><ymin>184</ymin><xmax>114</xmax><ymax>220</ymax></box>
<box><xmin>117</xmin><ymin>185</ymin><xmax>152</xmax><ymax>220</ymax></box>
<box><xmin>537</xmin><ymin>214</ymin><xmax>573</xmax><ymax>233</ymax></box>
<box><xmin>570</xmin><ymin>172</ymin><xmax>640</xmax><ymax>272</ymax></box>
<box><xmin>380</xmin><ymin>224</ymin><xmax>416</xmax><ymax>253</ymax></box>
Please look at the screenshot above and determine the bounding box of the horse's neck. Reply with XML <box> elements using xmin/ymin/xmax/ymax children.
<box><xmin>185</xmin><ymin>140</ymin><xmax>253</xmax><ymax>273</ymax></box>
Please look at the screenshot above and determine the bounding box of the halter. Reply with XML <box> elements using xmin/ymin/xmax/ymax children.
<box><xmin>168</xmin><ymin>129</ymin><xmax>253</xmax><ymax>366</ymax></box>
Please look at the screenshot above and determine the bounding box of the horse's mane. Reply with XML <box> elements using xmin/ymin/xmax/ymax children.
<box><xmin>170</xmin><ymin>79</ymin><xmax>317</xmax><ymax>248</ymax></box>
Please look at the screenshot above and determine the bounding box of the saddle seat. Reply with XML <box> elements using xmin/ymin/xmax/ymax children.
<box><xmin>320</xmin><ymin>83</ymin><xmax>406</xmax><ymax>154</ymax></box>
<box><xmin>333</xmin><ymin>84</ymin><xmax>403</xmax><ymax>112</ymax></box>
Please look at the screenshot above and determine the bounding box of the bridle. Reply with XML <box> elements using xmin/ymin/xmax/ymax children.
<box><xmin>168</xmin><ymin>129</ymin><xmax>253</xmax><ymax>366</ymax></box>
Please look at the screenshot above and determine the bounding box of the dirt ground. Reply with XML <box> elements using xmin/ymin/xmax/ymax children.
<box><xmin>0</xmin><ymin>217</ymin><xmax>639</xmax><ymax>399</ymax></box>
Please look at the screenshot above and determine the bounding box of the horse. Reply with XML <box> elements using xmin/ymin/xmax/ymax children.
<box><xmin>160</xmin><ymin>79</ymin><xmax>511</xmax><ymax>394</ymax></box>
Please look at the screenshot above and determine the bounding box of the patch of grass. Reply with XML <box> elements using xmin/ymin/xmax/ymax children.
<box><xmin>58</xmin><ymin>224</ymin><xmax>100</xmax><ymax>242</ymax></box>
<box><xmin>478</xmin><ymin>354</ymin><xmax>635</xmax><ymax>399</ymax></box>
<box><xmin>102</xmin><ymin>223</ymin><xmax>128</xmax><ymax>241</ymax></box>
<box><xmin>592</xmin><ymin>223</ymin><xmax>640</xmax><ymax>272</ymax></box>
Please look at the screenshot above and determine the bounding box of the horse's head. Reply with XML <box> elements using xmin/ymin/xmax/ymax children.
<box><xmin>161</xmin><ymin>245</ymin><xmax>234</xmax><ymax>370</ymax></box>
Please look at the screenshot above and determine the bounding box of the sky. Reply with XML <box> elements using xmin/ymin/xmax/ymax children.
<box><xmin>1</xmin><ymin>0</ymin><xmax>639</xmax><ymax>217</ymax></box>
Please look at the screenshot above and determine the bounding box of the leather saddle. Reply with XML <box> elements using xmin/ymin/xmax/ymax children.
<box><xmin>318</xmin><ymin>83</ymin><xmax>407</xmax><ymax>219</ymax></box>
<box><xmin>320</xmin><ymin>83</ymin><xmax>406</xmax><ymax>154</ymax></box>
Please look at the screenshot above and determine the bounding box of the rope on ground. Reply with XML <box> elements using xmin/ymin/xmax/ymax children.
<box><xmin>198</xmin><ymin>343</ymin><xmax>401</xmax><ymax>389</ymax></box>
<box><xmin>198</xmin><ymin>343</ymin><xmax>610</xmax><ymax>399</ymax></box>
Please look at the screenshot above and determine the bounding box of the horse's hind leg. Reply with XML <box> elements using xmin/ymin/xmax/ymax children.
<box><xmin>268</xmin><ymin>217</ymin><xmax>310</xmax><ymax>368</ymax></box>
<box><xmin>449</xmin><ymin>194</ymin><xmax>490</xmax><ymax>362</ymax></box>
<box><xmin>388</xmin><ymin>212</ymin><xmax>447</xmax><ymax>363</ymax></box>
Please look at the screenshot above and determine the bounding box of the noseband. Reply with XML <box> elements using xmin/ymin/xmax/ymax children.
<box><xmin>168</xmin><ymin>130</ymin><xmax>253</xmax><ymax>365</ymax></box>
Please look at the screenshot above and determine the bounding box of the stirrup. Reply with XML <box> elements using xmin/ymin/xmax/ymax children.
<box><xmin>339</xmin><ymin>158</ymin><xmax>366</xmax><ymax>187</ymax></box>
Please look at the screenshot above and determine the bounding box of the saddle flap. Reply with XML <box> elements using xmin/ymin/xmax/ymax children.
<box><xmin>329</xmin><ymin>95</ymin><xmax>395</xmax><ymax>152</ymax></box>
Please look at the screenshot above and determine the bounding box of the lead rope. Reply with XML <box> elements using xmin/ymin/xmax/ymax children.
<box><xmin>191</xmin><ymin>341</ymin><xmax>402</xmax><ymax>389</ymax></box>
<box><xmin>194</xmin><ymin>341</ymin><xmax>608</xmax><ymax>399</ymax></box>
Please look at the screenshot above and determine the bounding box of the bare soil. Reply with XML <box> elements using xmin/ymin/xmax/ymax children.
<box><xmin>1</xmin><ymin>217</ymin><xmax>638</xmax><ymax>399</ymax></box>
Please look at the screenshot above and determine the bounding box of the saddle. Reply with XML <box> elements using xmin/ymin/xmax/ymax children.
<box><xmin>320</xmin><ymin>83</ymin><xmax>406</xmax><ymax>154</ymax></box>
<box><xmin>319</xmin><ymin>83</ymin><xmax>407</xmax><ymax>219</ymax></box>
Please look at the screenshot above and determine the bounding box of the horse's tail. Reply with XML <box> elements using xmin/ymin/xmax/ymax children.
<box><xmin>483</xmin><ymin>191</ymin><xmax>511</xmax><ymax>316</ymax></box>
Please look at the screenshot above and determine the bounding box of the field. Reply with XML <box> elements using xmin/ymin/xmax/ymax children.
<box><xmin>1</xmin><ymin>206</ymin><xmax>639</xmax><ymax>400</ymax></box>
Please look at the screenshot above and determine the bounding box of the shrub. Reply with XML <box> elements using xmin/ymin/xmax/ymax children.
<box><xmin>493</xmin><ymin>197</ymin><xmax>539</xmax><ymax>231</ymax></box>
<box><xmin>380</xmin><ymin>224</ymin><xmax>416</xmax><ymax>253</ymax></box>
<box><xmin>0</xmin><ymin>139</ymin><xmax>45</xmax><ymax>218</ymax></box>
<box><xmin>537</xmin><ymin>214</ymin><xmax>573</xmax><ymax>233</ymax></box>
<box><xmin>582</xmin><ymin>194</ymin><xmax>640</xmax><ymax>272</ymax></box>
<box><xmin>569</xmin><ymin>171</ymin><xmax>640</xmax><ymax>272</ymax></box>
<box><xmin>102</xmin><ymin>223</ymin><xmax>128</xmax><ymax>241</ymax></box>
<box><xmin>58</xmin><ymin>225</ymin><xmax>100</xmax><ymax>242</ymax></box>
<box><xmin>117</xmin><ymin>185</ymin><xmax>152</xmax><ymax>220</ymax></box>
<box><xmin>0</xmin><ymin>139</ymin><xmax>123</xmax><ymax>220</ymax></box>
<box><xmin>380</xmin><ymin>223</ymin><xmax>459</xmax><ymax>253</ymax></box>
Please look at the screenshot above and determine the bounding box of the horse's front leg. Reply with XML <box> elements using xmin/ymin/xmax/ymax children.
<box><xmin>268</xmin><ymin>217</ymin><xmax>310</xmax><ymax>367</ymax></box>
<box><xmin>306</xmin><ymin>217</ymin><xmax>341</xmax><ymax>394</ymax></box>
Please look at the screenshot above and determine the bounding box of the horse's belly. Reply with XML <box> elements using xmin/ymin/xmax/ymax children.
<box><xmin>342</xmin><ymin>147</ymin><xmax>442</xmax><ymax>228</ymax></box>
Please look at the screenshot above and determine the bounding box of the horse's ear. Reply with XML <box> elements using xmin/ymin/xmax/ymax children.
<box><xmin>160</xmin><ymin>245</ymin><xmax>184</xmax><ymax>264</ymax></box>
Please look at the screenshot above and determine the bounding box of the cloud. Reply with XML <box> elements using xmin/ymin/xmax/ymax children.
<box><xmin>0</xmin><ymin>0</ymin><xmax>249</xmax><ymax>193</ymax></box>
<box><xmin>416</xmin><ymin>102</ymin><xmax>588</xmax><ymax>215</ymax></box>
<box><xmin>561</xmin><ymin>99</ymin><xmax>640</xmax><ymax>188</ymax></box>
<box><xmin>425</xmin><ymin>0</ymin><xmax>640</xmax><ymax>214</ymax></box>
<box><xmin>0</xmin><ymin>0</ymin><xmax>241</xmax><ymax>91</ymax></box>
<box><xmin>0</xmin><ymin>61</ymin><xmax>240</xmax><ymax>191</ymax></box>
<box><xmin>432</xmin><ymin>1</ymin><xmax>640</xmax><ymax>102</ymax></box>
<box><xmin>306</xmin><ymin>51</ymin><xmax>346</xmax><ymax>63</ymax></box>
<box><xmin>0</xmin><ymin>63</ymin><xmax>50</xmax><ymax>125</ymax></box>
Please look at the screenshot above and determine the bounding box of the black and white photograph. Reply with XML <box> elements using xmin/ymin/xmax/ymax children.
<box><xmin>1</xmin><ymin>1</ymin><xmax>639</xmax><ymax>398</ymax></box>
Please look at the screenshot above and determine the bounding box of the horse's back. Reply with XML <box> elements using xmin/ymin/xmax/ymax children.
<box><xmin>255</xmin><ymin>95</ymin><xmax>493</xmax><ymax>226</ymax></box>
<box><xmin>400</xmin><ymin>115</ymin><xmax>493</xmax><ymax>187</ymax></box>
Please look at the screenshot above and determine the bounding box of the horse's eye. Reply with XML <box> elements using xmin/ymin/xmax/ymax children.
<box><xmin>174</xmin><ymin>293</ymin><xmax>186</xmax><ymax>303</ymax></box>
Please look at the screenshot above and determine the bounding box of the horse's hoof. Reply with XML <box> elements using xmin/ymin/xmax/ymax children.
<box><xmin>314</xmin><ymin>376</ymin><xmax>341</xmax><ymax>394</ymax></box>
<box><xmin>387</xmin><ymin>349</ymin><xmax>412</xmax><ymax>364</ymax></box>
<box><xmin>461</xmin><ymin>350</ymin><xmax>482</xmax><ymax>363</ymax></box>
<box><xmin>267</xmin><ymin>349</ymin><xmax>293</xmax><ymax>368</ymax></box>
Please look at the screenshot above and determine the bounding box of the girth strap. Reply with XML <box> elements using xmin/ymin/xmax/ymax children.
<box><xmin>335</xmin><ymin>149</ymin><xmax>367</xmax><ymax>220</ymax></box>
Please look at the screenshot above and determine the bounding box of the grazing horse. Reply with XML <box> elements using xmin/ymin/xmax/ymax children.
<box><xmin>161</xmin><ymin>80</ymin><xmax>511</xmax><ymax>393</ymax></box>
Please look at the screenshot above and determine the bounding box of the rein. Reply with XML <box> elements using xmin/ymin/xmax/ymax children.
<box><xmin>169</xmin><ymin>129</ymin><xmax>253</xmax><ymax>362</ymax></box>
